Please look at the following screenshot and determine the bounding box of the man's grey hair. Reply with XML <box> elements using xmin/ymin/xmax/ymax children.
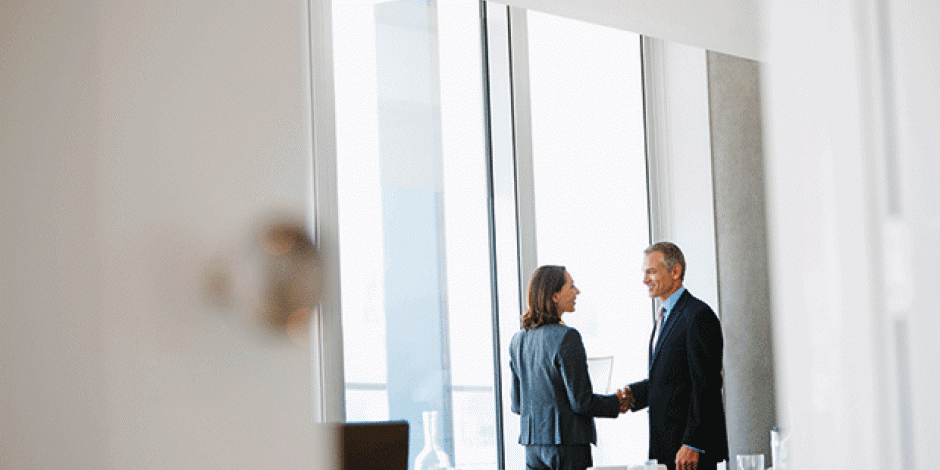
<box><xmin>644</xmin><ymin>241</ymin><xmax>686</xmax><ymax>281</ymax></box>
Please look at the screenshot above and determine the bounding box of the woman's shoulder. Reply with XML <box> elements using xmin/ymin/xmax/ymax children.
<box><xmin>543</xmin><ymin>323</ymin><xmax>579</xmax><ymax>341</ymax></box>
<box><xmin>509</xmin><ymin>328</ymin><xmax>525</xmax><ymax>344</ymax></box>
<box><xmin>512</xmin><ymin>323</ymin><xmax>571</xmax><ymax>340</ymax></box>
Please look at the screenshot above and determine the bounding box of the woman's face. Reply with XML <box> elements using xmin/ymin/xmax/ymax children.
<box><xmin>552</xmin><ymin>271</ymin><xmax>580</xmax><ymax>314</ymax></box>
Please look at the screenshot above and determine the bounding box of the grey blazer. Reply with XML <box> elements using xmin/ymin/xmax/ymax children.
<box><xmin>509</xmin><ymin>323</ymin><xmax>620</xmax><ymax>445</ymax></box>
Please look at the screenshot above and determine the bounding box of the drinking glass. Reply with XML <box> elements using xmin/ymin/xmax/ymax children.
<box><xmin>736</xmin><ymin>454</ymin><xmax>765</xmax><ymax>470</ymax></box>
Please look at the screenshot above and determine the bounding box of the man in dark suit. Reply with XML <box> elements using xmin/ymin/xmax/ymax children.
<box><xmin>623</xmin><ymin>242</ymin><xmax>729</xmax><ymax>470</ymax></box>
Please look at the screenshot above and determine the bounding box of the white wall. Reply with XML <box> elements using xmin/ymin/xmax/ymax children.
<box><xmin>761</xmin><ymin>1</ymin><xmax>940</xmax><ymax>469</ymax></box>
<box><xmin>502</xmin><ymin>0</ymin><xmax>761</xmax><ymax>61</ymax></box>
<box><xmin>1</xmin><ymin>4</ymin><xmax>106</xmax><ymax>467</ymax></box>
<box><xmin>1</xmin><ymin>1</ymin><xmax>328</xmax><ymax>468</ymax></box>
<box><xmin>891</xmin><ymin>2</ymin><xmax>940</xmax><ymax>464</ymax></box>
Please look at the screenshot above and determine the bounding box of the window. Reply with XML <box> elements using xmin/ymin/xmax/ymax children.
<box><xmin>332</xmin><ymin>2</ymin><xmax>649</xmax><ymax>468</ymax></box>
<box><xmin>525</xmin><ymin>10</ymin><xmax>650</xmax><ymax>465</ymax></box>
<box><xmin>333</xmin><ymin>1</ymin><xmax>496</xmax><ymax>469</ymax></box>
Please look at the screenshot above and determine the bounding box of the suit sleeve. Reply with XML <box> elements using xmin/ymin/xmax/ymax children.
<box><xmin>682</xmin><ymin>306</ymin><xmax>724</xmax><ymax>451</ymax></box>
<box><xmin>558</xmin><ymin>329</ymin><xmax>620</xmax><ymax>418</ymax></box>
<box><xmin>628</xmin><ymin>379</ymin><xmax>649</xmax><ymax>411</ymax></box>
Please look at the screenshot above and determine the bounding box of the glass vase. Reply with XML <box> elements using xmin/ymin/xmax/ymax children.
<box><xmin>413</xmin><ymin>410</ymin><xmax>451</xmax><ymax>470</ymax></box>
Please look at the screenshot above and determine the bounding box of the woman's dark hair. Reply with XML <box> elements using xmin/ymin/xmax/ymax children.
<box><xmin>521</xmin><ymin>265</ymin><xmax>567</xmax><ymax>330</ymax></box>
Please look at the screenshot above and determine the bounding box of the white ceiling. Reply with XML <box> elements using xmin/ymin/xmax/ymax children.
<box><xmin>498</xmin><ymin>0</ymin><xmax>762</xmax><ymax>61</ymax></box>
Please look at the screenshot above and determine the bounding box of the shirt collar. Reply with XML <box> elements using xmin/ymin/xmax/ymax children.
<box><xmin>660</xmin><ymin>286</ymin><xmax>686</xmax><ymax>320</ymax></box>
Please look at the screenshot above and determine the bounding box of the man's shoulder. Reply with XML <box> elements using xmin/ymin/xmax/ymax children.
<box><xmin>677</xmin><ymin>290</ymin><xmax>718</xmax><ymax>316</ymax></box>
<box><xmin>679</xmin><ymin>289</ymin><xmax>708</xmax><ymax>307</ymax></box>
<box><xmin>677</xmin><ymin>290</ymin><xmax>722</xmax><ymax>330</ymax></box>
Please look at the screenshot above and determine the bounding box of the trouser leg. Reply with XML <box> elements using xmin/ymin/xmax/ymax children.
<box><xmin>525</xmin><ymin>445</ymin><xmax>592</xmax><ymax>470</ymax></box>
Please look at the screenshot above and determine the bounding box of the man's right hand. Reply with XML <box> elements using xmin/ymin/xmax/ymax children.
<box><xmin>616</xmin><ymin>387</ymin><xmax>634</xmax><ymax>413</ymax></box>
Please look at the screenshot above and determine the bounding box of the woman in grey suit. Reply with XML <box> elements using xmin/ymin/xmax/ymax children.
<box><xmin>510</xmin><ymin>265</ymin><xmax>631</xmax><ymax>470</ymax></box>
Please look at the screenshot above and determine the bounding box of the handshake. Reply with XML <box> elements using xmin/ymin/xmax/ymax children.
<box><xmin>615</xmin><ymin>386</ymin><xmax>635</xmax><ymax>413</ymax></box>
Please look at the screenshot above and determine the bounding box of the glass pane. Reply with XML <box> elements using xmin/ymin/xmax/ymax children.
<box><xmin>452</xmin><ymin>389</ymin><xmax>498</xmax><ymax>470</ymax></box>
<box><xmin>345</xmin><ymin>389</ymin><xmax>390</xmax><ymax>422</ymax></box>
<box><xmin>332</xmin><ymin>1</ymin><xmax>496</xmax><ymax>469</ymax></box>
<box><xmin>527</xmin><ymin>10</ymin><xmax>650</xmax><ymax>467</ymax></box>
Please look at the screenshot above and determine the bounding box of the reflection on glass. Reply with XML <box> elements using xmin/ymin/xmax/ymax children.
<box><xmin>527</xmin><ymin>10</ymin><xmax>650</xmax><ymax>467</ymax></box>
<box><xmin>332</xmin><ymin>1</ymin><xmax>494</xmax><ymax>469</ymax></box>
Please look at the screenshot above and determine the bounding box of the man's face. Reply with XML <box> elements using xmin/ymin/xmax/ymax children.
<box><xmin>643</xmin><ymin>251</ymin><xmax>681</xmax><ymax>302</ymax></box>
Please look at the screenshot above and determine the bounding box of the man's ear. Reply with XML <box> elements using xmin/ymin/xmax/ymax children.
<box><xmin>671</xmin><ymin>264</ymin><xmax>683</xmax><ymax>280</ymax></box>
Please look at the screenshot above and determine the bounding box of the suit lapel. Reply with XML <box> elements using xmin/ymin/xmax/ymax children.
<box><xmin>650</xmin><ymin>290</ymin><xmax>690</xmax><ymax>369</ymax></box>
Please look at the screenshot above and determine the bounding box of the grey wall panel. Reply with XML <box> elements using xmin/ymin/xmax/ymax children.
<box><xmin>707</xmin><ymin>50</ymin><xmax>776</xmax><ymax>460</ymax></box>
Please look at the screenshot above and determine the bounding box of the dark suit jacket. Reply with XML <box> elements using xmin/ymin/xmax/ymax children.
<box><xmin>629</xmin><ymin>290</ymin><xmax>729</xmax><ymax>466</ymax></box>
<box><xmin>510</xmin><ymin>323</ymin><xmax>620</xmax><ymax>445</ymax></box>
